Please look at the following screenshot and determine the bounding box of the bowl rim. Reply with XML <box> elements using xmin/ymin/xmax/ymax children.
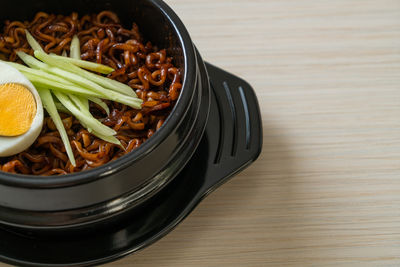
<box><xmin>0</xmin><ymin>0</ymin><xmax>197</xmax><ymax>188</ymax></box>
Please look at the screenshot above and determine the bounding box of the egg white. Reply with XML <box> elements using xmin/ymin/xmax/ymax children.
<box><xmin>0</xmin><ymin>62</ymin><xmax>44</xmax><ymax>157</ymax></box>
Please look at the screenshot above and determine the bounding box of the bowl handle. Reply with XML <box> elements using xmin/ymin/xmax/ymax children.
<box><xmin>197</xmin><ymin>63</ymin><xmax>263</xmax><ymax>197</ymax></box>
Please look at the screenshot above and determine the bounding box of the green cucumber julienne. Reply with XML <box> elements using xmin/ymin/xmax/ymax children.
<box><xmin>70</xmin><ymin>35</ymin><xmax>81</xmax><ymax>60</ymax></box>
<box><xmin>11</xmin><ymin>30</ymin><xmax>147</xmax><ymax>163</ymax></box>
<box><xmin>50</xmin><ymin>54</ymin><xmax>115</xmax><ymax>75</ymax></box>
<box><xmin>37</xmin><ymin>88</ymin><xmax>76</xmax><ymax>166</ymax></box>
<box><xmin>55</xmin><ymin>92</ymin><xmax>116</xmax><ymax>137</ymax></box>
<box><xmin>35</xmin><ymin>50</ymin><xmax>137</xmax><ymax>97</ymax></box>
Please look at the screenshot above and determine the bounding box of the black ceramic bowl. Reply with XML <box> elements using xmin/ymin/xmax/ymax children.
<box><xmin>0</xmin><ymin>0</ymin><xmax>262</xmax><ymax>266</ymax></box>
<box><xmin>0</xmin><ymin>0</ymin><xmax>210</xmax><ymax>228</ymax></box>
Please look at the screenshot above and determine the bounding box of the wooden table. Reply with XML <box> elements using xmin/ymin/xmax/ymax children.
<box><xmin>2</xmin><ymin>0</ymin><xmax>400</xmax><ymax>266</ymax></box>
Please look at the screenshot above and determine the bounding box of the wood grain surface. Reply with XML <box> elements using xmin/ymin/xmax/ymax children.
<box><xmin>2</xmin><ymin>0</ymin><xmax>400</xmax><ymax>266</ymax></box>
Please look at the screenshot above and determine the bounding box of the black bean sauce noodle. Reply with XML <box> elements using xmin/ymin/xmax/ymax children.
<box><xmin>0</xmin><ymin>11</ymin><xmax>182</xmax><ymax>175</ymax></box>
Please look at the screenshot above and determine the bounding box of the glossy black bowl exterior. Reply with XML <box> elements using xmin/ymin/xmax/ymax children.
<box><xmin>0</xmin><ymin>0</ymin><xmax>210</xmax><ymax>228</ymax></box>
<box><xmin>0</xmin><ymin>1</ymin><xmax>263</xmax><ymax>265</ymax></box>
<box><xmin>0</xmin><ymin>60</ymin><xmax>263</xmax><ymax>267</ymax></box>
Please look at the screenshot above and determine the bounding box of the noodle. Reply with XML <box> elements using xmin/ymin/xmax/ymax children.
<box><xmin>0</xmin><ymin>11</ymin><xmax>182</xmax><ymax>175</ymax></box>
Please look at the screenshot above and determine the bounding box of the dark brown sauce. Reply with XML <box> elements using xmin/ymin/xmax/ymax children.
<box><xmin>0</xmin><ymin>11</ymin><xmax>182</xmax><ymax>175</ymax></box>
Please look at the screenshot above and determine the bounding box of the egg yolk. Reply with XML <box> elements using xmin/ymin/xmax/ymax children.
<box><xmin>0</xmin><ymin>83</ymin><xmax>36</xmax><ymax>136</ymax></box>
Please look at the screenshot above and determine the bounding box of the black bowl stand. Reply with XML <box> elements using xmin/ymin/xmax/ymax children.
<box><xmin>0</xmin><ymin>63</ymin><xmax>262</xmax><ymax>267</ymax></box>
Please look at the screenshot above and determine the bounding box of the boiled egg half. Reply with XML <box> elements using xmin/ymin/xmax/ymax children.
<box><xmin>0</xmin><ymin>62</ymin><xmax>43</xmax><ymax>157</ymax></box>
